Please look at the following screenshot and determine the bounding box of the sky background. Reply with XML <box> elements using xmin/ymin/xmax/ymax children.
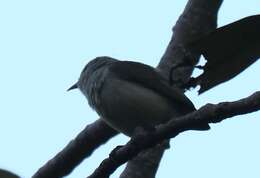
<box><xmin>0</xmin><ymin>1</ymin><xmax>260</xmax><ymax>178</ymax></box>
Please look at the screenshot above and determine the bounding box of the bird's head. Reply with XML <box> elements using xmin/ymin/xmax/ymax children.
<box><xmin>67</xmin><ymin>56</ymin><xmax>117</xmax><ymax>91</ymax></box>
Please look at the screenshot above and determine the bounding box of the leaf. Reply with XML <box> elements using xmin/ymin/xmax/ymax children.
<box><xmin>190</xmin><ymin>15</ymin><xmax>260</xmax><ymax>94</ymax></box>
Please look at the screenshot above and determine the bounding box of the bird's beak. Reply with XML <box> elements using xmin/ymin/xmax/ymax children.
<box><xmin>67</xmin><ymin>82</ymin><xmax>78</xmax><ymax>91</ymax></box>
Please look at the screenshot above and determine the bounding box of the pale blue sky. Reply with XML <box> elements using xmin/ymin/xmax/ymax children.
<box><xmin>0</xmin><ymin>1</ymin><xmax>260</xmax><ymax>178</ymax></box>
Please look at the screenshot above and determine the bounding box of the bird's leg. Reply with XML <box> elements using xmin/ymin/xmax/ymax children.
<box><xmin>109</xmin><ymin>145</ymin><xmax>124</xmax><ymax>158</ymax></box>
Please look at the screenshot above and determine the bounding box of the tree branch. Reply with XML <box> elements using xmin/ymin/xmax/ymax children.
<box><xmin>119</xmin><ymin>140</ymin><xmax>170</xmax><ymax>178</ymax></box>
<box><xmin>120</xmin><ymin>1</ymin><xmax>223</xmax><ymax>178</ymax></box>
<box><xmin>33</xmin><ymin>1</ymin><xmax>223</xmax><ymax>178</ymax></box>
<box><xmin>32</xmin><ymin>119</ymin><xmax>117</xmax><ymax>178</ymax></box>
<box><xmin>158</xmin><ymin>0</ymin><xmax>223</xmax><ymax>87</ymax></box>
<box><xmin>88</xmin><ymin>91</ymin><xmax>260</xmax><ymax>178</ymax></box>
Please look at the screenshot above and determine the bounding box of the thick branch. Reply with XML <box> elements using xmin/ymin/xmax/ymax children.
<box><xmin>119</xmin><ymin>140</ymin><xmax>170</xmax><ymax>178</ymax></box>
<box><xmin>32</xmin><ymin>119</ymin><xmax>117</xmax><ymax>178</ymax></box>
<box><xmin>121</xmin><ymin>1</ymin><xmax>223</xmax><ymax>178</ymax></box>
<box><xmin>33</xmin><ymin>1</ymin><xmax>223</xmax><ymax>178</ymax></box>
<box><xmin>158</xmin><ymin>0</ymin><xmax>223</xmax><ymax>86</ymax></box>
<box><xmin>88</xmin><ymin>91</ymin><xmax>260</xmax><ymax>178</ymax></box>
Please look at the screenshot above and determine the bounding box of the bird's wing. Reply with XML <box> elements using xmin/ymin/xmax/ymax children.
<box><xmin>107</xmin><ymin>61</ymin><xmax>196</xmax><ymax>113</ymax></box>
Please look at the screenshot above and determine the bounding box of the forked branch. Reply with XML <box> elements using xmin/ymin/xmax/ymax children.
<box><xmin>88</xmin><ymin>91</ymin><xmax>260</xmax><ymax>178</ymax></box>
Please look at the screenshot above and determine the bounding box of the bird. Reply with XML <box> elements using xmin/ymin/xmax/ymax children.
<box><xmin>68</xmin><ymin>56</ymin><xmax>210</xmax><ymax>136</ymax></box>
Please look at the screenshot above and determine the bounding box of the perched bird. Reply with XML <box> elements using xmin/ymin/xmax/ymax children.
<box><xmin>68</xmin><ymin>56</ymin><xmax>210</xmax><ymax>136</ymax></box>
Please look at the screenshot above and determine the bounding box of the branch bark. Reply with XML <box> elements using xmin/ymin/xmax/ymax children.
<box><xmin>120</xmin><ymin>1</ymin><xmax>223</xmax><ymax>178</ymax></box>
<box><xmin>158</xmin><ymin>0</ymin><xmax>223</xmax><ymax>84</ymax></box>
<box><xmin>32</xmin><ymin>120</ymin><xmax>117</xmax><ymax>178</ymax></box>
<box><xmin>88</xmin><ymin>91</ymin><xmax>260</xmax><ymax>178</ymax></box>
<box><xmin>33</xmin><ymin>1</ymin><xmax>223</xmax><ymax>178</ymax></box>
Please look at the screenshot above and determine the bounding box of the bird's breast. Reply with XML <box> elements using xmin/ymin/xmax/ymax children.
<box><xmin>80</xmin><ymin>68</ymin><xmax>108</xmax><ymax>115</ymax></box>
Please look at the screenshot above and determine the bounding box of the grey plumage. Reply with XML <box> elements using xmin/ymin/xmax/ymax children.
<box><xmin>69</xmin><ymin>56</ymin><xmax>210</xmax><ymax>136</ymax></box>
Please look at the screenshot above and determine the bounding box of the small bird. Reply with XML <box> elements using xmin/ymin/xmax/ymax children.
<box><xmin>68</xmin><ymin>56</ymin><xmax>210</xmax><ymax>136</ymax></box>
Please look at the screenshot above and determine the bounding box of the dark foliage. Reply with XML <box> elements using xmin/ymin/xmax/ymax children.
<box><xmin>189</xmin><ymin>15</ymin><xmax>260</xmax><ymax>93</ymax></box>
